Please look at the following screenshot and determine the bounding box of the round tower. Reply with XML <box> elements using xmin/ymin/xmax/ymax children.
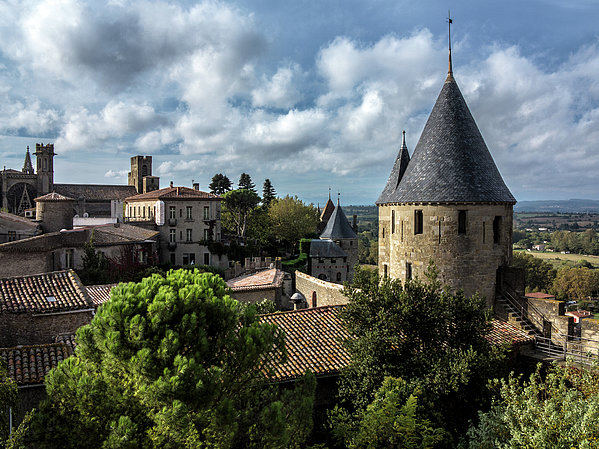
<box><xmin>377</xmin><ymin>54</ymin><xmax>515</xmax><ymax>306</ymax></box>
<box><xmin>35</xmin><ymin>192</ymin><xmax>75</xmax><ymax>233</ymax></box>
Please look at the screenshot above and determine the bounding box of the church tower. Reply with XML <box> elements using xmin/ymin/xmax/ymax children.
<box><xmin>128</xmin><ymin>155</ymin><xmax>159</xmax><ymax>193</ymax></box>
<box><xmin>377</xmin><ymin>37</ymin><xmax>516</xmax><ymax>306</ymax></box>
<box><xmin>35</xmin><ymin>143</ymin><xmax>55</xmax><ymax>196</ymax></box>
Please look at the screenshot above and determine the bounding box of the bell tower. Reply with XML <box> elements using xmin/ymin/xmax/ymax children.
<box><xmin>35</xmin><ymin>143</ymin><xmax>55</xmax><ymax>196</ymax></box>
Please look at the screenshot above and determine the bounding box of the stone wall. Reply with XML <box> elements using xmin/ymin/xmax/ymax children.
<box><xmin>0</xmin><ymin>311</ymin><xmax>94</xmax><ymax>347</ymax></box>
<box><xmin>295</xmin><ymin>271</ymin><xmax>347</xmax><ymax>307</ymax></box>
<box><xmin>229</xmin><ymin>287</ymin><xmax>280</xmax><ymax>305</ymax></box>
<box><xmin>379</xmin><ymin>203</ymin><xmax>513</xmax><ymax>307</ymax></box>
<box><xmin>0</xmin><ymin>251</ymin><xmax>52</xmax><ymax>277</ymax></box>
<box><xmin>580</xmin><ymin>319</ymin><xmax>599</xmax><ymax>355</ymax></box>
<box><xmin>527</xmin><ymin>296</ymin><xmax>572</xmax><ymax>342</ymax></box>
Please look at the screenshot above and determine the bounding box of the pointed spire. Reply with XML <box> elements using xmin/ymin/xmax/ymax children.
<box><xmin>328</xmin><ymin>186</ymin><xmax>331</xmax><ymax>200</ymax></box>
<box><xmin>337</xmin><ymin>191</ymin><xmax>340</xmax><ymax>206</ymax></box>
<box><xmin>376</xmin><ymin>130</ymin><xmax>411</xmax><ymax>204</ymax></box>
<box><xmin>22</xmin><ymin>146</ymin><xmax>34</xmax><ymax>174</ymax></box>
<box><xmin>447</xmin><ymin>10</ymin><xmax>454</xmax><ymax>81</ymax></box>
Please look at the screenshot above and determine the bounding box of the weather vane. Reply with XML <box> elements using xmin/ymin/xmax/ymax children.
<box><xmin>447</xmin><ymin>10</ymin><xmax>453</xmax><ymax>75</ymax></box>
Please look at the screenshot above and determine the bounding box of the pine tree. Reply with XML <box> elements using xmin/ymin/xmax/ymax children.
<box><xmin>262</xmin><ymin>179</ymin><xmax>276</xmax><ymax>205</ymax></box>
<box><xmin>238</xmin><ymin>173</ymin><xmax>256</xmax><ymax>192</ymax></box>
<box><xmin>208</xmin><ymin>173</ymin><xmax>232</xmax><ymax>195</ymax></box>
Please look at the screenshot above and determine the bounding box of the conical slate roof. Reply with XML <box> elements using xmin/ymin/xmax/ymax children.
<box><xmin>380</xmin><ymin>74</ymin><xmax>516</xmax><ymax>204</ymax></box>
<box><xmin>377</xmin><ymin>131</ymin><xmax>410</xmax><ymax>204</ymax></box>
<box><xmin>22</xmin><ymin>147</ymin><xmax>34</xmax><ymax>174</ymax></box>
<box><xmin>320</xmin><ymin>201</ymin><xmax>357</xmax><ymax>240</ymax></box>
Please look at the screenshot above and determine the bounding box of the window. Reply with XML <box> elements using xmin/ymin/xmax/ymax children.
<box><xmin>458</xmin><ymin>210</ymin><xmax>467</xmax><ymax>234</ymax></box>
<box><xmin>204</xmin><ymin>253</ymin><xmax>210</xmax><ymax>265</ymax></box>
<box><xmin>203</xmin><ymin>206</ymin><xmax>210</xmax><ymax>220</ymax></box>
<box><xmin>142</xmin><ymin>206</ymin><xmax>145</xmax><ymax>218</ymax></box>
<box><xmin>139</xmin><ymin>250</ymin><xmax>147</xmax><ymax>264</ymax></box>
<box><xmin>203</xmin><ymin>229</ymin><xmax>210</xmax><ymax>240</ymax></box>
<box><xmin>383</xmin><ymin>264</ymin><xmax>388</xmax><ymax>278</ymax></box>
<box><xmin>406</xmin><ymin>262</ymin><xmax>412</xmax><ymax>280</ymax></box>
<box><xmin>170</xmin><ymin>253</ymin><xmax>176</xmax><ymax>265</ymax></box>
<box><xmin>186</xmin><ymin>229</ymin><xmax>192</xmax><ymax>242</ymax></box>
<box><xmin>482</xmin><ymin>221</ymin><xmax>486</xmax><ymax>243</ymax></box>
<box><xmin>183</xmin><ymin>253</ymin><xmax>195</xmax><ymax>265</ymax></box>
<box><xmin>391</xmin><ymin>210</ymin><xmax>395</xmax><ymax>234</ymax></box>
<box><xmin>179</xmin><ymin>208</ymin><xmax>183</xmax><ymax>218</ymax></box>
<box><xmin>318</xmin><ymin>258</ymin><xmax>324</xmax><ymax>263</ymax></box>
<box><xmin>169</xmin><ymin>206</ymin><xmax>176</xmax><ymax>219</ymax></box>
<box><xmin>7</xmin><ymin>231</ymin><xmax>16</xmax><ymax>242</ymax></box>
<box><xmin>169</xmin><ymin>229</ymin><xmax>176</xmax><ymax>243</ymax></box>
<box><xmin>382</xmin><ymin>227</ymin><xmax>385</xmax><ymax>238</ymax></box>
<box><xmin>186</xmin><ymin>206</ymin><xmax>192</xmax><ymax>220</ymax></box>
<box><xmin>401</xmin><ymin>220</ymin><xmax>404</xmax><ymax>241</ymax></box>
<box><xmin>65</xmin><ymin>249</ymin><xmax>74</xmax><ymax>269</ymax></box>
<box><xmin>336</xmin><ymin>272</ymin><xmax>342</xmax><ymax>282</ymax></box>
<box><xmin>331</xmin><ymin>258</ymin><xmax>336</xmax><ymax>264</ymax></box>
<box><xmin>438</xmin><ymin>221</ymin><xmax>441</xmax><ymax>244</ymax></box>
<box><xmin>414</xmin><ymin>210</ymin><xmax>423</xmax><ymax>235</ymax></box>
<box><xmin>493</xmin><ymin>216</ymin><xmax>502</xmax><ymax>244</ymax></box>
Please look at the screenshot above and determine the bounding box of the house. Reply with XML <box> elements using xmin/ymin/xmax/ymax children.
<box><xmin>226</xmin><ymin>267</ymin><xmax>287</xmax><ymax>307</ymax></box>
<box><xmin>307</xmin><ymin>239</ymin><xmax>350</xmax><ymax>283</ymax></box>
<box><xmin>532</xmin><ymin>244</ymin><xmax>546</xmax><ymax>251</ymax></box>
<box><xmin>0</xmin><ymin>223</ymin><xmax>159</xmax><ymax>278</ymax></box>
<box><xmin>124</xmin><ymin>184</ymin><xmax>227</xmax><ymax>268</ymax></box>
<box><xmin>0</xmin><ymin>211</ymin><xmax>41</xmax><ymax>243</ymax></box>
<box><xmin>0</xmin><ymin>270</ymin><xmax>94</xmax><ymax>347</ymax></box>
<box><xmin>565</xmin><ymin>310</ymin><xmax>593</xmax><ymax>324</ymax></box>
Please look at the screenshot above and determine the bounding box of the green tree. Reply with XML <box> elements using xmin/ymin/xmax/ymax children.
<box><xmin>333</xmin><ymin>266</ymin><xmax>506</xmax><ymax>445</ymax></box>
<box><xmin>332</xmin><ymin>377</ymin><xmax>446</xmax><ymax>449</ymax></box>
<box><xmin>31</xmin><ymin>270</ymin><xmax>315</xmax><ymax>449</ymax></box>
<box><xmin>208</xmin><ymin>173</ymin><xmax>232</xmax><ymax>195</ymax></box>
<box><xmin>262</xmin><ymin>179</ymin><xmax>276</xmax><ymax>206</ymax></box>
<box><xmin>0</xmin><ymin>360</ymin><xmax>18</xmax><ymax>448</ymax></box>
<box><xmin>268</xmin><ymin>195</ymin><xmax>319</xmax><ymax>254</ymax></box>
<box><xmin>238</xmin><ymin>173</ymin><xmax>256</xmax><ymax>192</ymax></box>
<box><xmin>221</xmin><ymin>189</ymin><xmax>261</xmax><ymax>239</ymax></box>
<box><xmin>512</xmin><ymin>252</ymin><xmax>557</xmax><ymax>292</ymax></box>
<box><xmin>553</xmin><ymin>267</ymin><xmax>599</xmax><ymax>301</ymax></box>
<box><xmin>77</xmin><ymin>233</ymin><xmax>110</xmax><ymax>285</ymax></box>
<box><xmin>467</xmin><ymin>363</ymin><xmax>599</xmax><ymax>448</ymax></box>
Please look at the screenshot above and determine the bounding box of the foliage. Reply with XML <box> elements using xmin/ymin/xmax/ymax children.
<box><xmin>221</xmin><ymin>189</ymin><xmax>261</xmax><ymax>239</ymax></box>
<box><xmin>268</xmin><ymin>195</ymin><xmax>319</xmax><ymax>254</ymax></box>
<box><xmin>77</xmin><ymin>233</ymin><xmax>111</xmax><ymax>285</ymax></box>
<box><xmin>466</xmin><ymin>363</ymin><xmax>599</xmax><ymax>448</ymax></box>
<box><xmin>551</xmin><ymin>229</ymin><xmax>599</xmax><ymax>255</ymax></box>
<box><xmin>262</xmin><ymin>179</ymin><xmax>276</xmax><ymax>206</ymax></box>
<box><xmin>238</xmin><ymin>173</ymin><xmax>256</xmax><ymax>192</ymax></box>
<box><xmin>0</xmin><ymin>360</ymin><xmax>18</xmax><ymax>448</ymax></box>
<box><xmin>281</xmin><ymin>253</ymin><xmax>308</xmax><ymax>273</ymax></box>
<box><xmin>32</xmin><ymin>269</ymin><xmax>315</xmax><ymax>449</ymax></box>
<box><xmin>239</xmin><ymin>299</ymin><xmax>279</xmax><ymax>315</ymax></box>
<box><xmin>358</xmin><ymin>231</ymin><xmax>378</xmax><ymax>265</ymax></box>
<box><xmin>511</xmin><ymin>252</ymin><xmax>557</xmax><ymax>293</ymax></box>
<box><xmin>208</xmin><ymin>173</ymin><xmax>232</xmax><ymax>195</ymax></box>
<box><xmin>553</xmin><ymin>267</ymin><xmax>599</xmax><ymax>301</ymax></box>
<box><xmin>331</xmin><ymin>377</ymin><xmax>446</xmax><ymax>449</ymax></box>
<box><xmin>334</xmin><ymin>265</ymin><xmax>506</xmax><ymax>445</ymax></box>
<box><xmin>4</xmin><ymin>410</ymin><xmax>34</xmax><ymax>449</ymax></box>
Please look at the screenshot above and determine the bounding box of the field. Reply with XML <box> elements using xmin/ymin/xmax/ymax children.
<box><xmin>514</xmin><ymin>249</ymin><xmax>599</xmax><ymax>269</ymax></box>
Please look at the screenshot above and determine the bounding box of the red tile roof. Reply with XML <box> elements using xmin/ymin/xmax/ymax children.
<box><xmin>227</xmin><ymin>268</ymin><xmax>284</xmax><ymax>292</ymax></box>
<box><xmin>86</xmin><ymin>284</ymin><xmax>117</xmax><ymax>307</ymax></box>
<box><xmin>259</xmin><ymin>306</ymin><xmax>534</xmax><ymax>381</ymax></box>
<box><xmin>525</xmin><ymin>292</ymin><xmax>556</xmax><ymax>300</ymax></box>
<box><xmin>259</xmin><ymin>306</ymin><xmax>351</xmax><ymax>381</ymax></box>
<box><xmin>0</xmin><ymin>343</ymin><xmax>73</xmax><ymax>385</ymax></box>
<box><xmin>0</xmin><ymin>270</ymin><xmax>93</xmax><ymax>313</ymax></box>
<box><xmin>484</xmin><ymin>320</ymin><xmax>535</xmax><ymax>347</ymax></box>
<box><xmin>126</xmin><ymin>186</ymin><xmax>220</xmax><ymax>201</ymax></box>
<box><xmin>34</xmin><ymin>192</ymin><xmax>74</xmax><ymax>202</ymax></box>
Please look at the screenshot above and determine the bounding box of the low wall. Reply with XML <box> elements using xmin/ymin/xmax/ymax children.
<box><xmin>527</xmin><ymin>296</ymin><xmax>572</xmax><ymax>343</ymax></box>
<box><xmin>580</xmin><ymin>319</ymin><xmax>599</xmax><ymax>355</ymax></box>
<box><xmin>295</xmin><ymin>271</ymin><xmax>348</xmax><ymax>307</ymax></box>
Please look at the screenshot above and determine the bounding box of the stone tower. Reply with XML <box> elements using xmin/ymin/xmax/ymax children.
<box><xmin>128</xmin><ymin>156</ymin><xmax>159</xmax><ymax>193</ymax></box>
<box><xmin>35</xmin><ymin>143</ymin><xmax>55</xmax><ymax>196</ymax></box>
<box><xmin>320</xmin><ymin>197</ymin><xmax>359</xmax><ymax>282</ymax></box>
<box><xmin>35</xmin><ymin>192</ymin><xmax>74</xmax><ymax>233</ymax></box>
<box><xmin>22</xmin><ymin>146</ymin><xmax>34</xmax><ymax>175</ymax></box>
<box><xmin>377</xmin><ymin>52</ymin><xmax>516</xmax><ymax>306</ymax></box>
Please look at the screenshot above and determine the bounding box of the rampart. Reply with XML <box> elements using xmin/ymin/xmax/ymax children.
<box><xmin>295</xmin><ymin>271</ymin><xmax>347</xmax><ymax>307</ymax></box>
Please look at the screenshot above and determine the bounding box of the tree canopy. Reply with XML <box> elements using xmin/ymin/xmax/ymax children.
<box><xmin>553</xmin><ymin>266</ymin><xmax>599</xmax><ymax>301</ymax></box>
<box><xmin>209</xmin><ymin>173</ymin><xmax>232</xmax><ymax>195</ymax></box>
<box><xmin>238</xmin><ymin>173</ymin><xmax>256</xmax><ymax>192</ymax></box>
<box><xmin>32</xmin><ymin>269</ymin><xmax>315</xmax><ymax>449</ymax></box>
<box><xmin>0</xmin><ymin>360</ymin><xmax>18</xmax><ymax>448</ymax></box>
<box><xmin>262</xmin><ymin>179</ymin><xmax>276</xmax><ymax>206</ymax></box>
<box><xmin>332</xmin><ymin>266</ymin><xmax>506</xmax><ymax>447</ymax></box>
<box><xmin>467</xmin><ymin>363</ymin><xmax>599</xmax><ymax>448</ymax></box>
<box><xmin>221</xmin><ymin>189</ymin><xmax>261</xmax><ymax>239</ymax></box>
<box><xmin>512</xmin><ymin>251</ymin><xmax>557</xmax><ymax>293</ymax></box>
<box><xmin>268</xmin><ymin>195</ymin><xmax>318</xmax><ymax>254</ymax></box>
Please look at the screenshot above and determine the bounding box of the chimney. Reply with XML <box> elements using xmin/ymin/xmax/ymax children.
<box><xmin>353</xmin><ymin>214</ymin><xmax>358</xmax><ymax>233</ymax></box>
<box><xmin>170</xmin><ymin>181</ymin><xmax>173</xmax><ymax>188</ymax></box>
<box><xmin>176</xmin><ymin>187</ymin><xmax>180</xmax><ymax>195</ymax></box>
<box><xmin>193</xmin><ymin>182</ymin><xmax>199</xmax><ymax>190</ymax></box>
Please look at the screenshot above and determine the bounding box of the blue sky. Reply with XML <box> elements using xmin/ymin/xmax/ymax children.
<box><xmin>0</xmin><ymin>0</ymin><xmax>598</xmax><ymax>205</ymax></box>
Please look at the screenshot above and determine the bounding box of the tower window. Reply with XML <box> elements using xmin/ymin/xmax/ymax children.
<box><xmin>382</xmin><ymin>227</ymin><xmax>385</xmax><ymax>239</ymax></box>
<box><xmin>391</xmin><ymin>210</ymin><xmax>395</xmax><ymax>234</ymax></box>
<box><xmin>458</xmin><ymin>210</ymin><xmax>467</xmax><ymax>234</ymax></box>
<box><xmin>493</xmin><ymin>216</ymin><xmax>502</xmax><ymax>244</ymax></box>
<box><xmin>401</xmin><ymin>220</ymin><xmax>404</xmax><ymax>241</ymax></box>
<box><xmin>414</xmin><ymin>210</ymin><xmax>423</xmax><ymax>235</ymax></box>
<box><xmin>142</xmin><ymin>165</ymin><xmax>148</xmax><ymax>177</ymax></box>
<box><xmin>406</xmin><ymin>262</ymin><xmax>412</xmax><ymax>280</ymax></box>
<box><xmin>483</xmin><ymin>222</ymin><xmax>486</xmax><ymax>243</ymax></box>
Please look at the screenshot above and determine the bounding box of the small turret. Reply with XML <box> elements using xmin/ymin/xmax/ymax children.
<box><xmin>22</xmin><ymin>146</ymin><xmax>34</xmax><ymax>174</ymax></box>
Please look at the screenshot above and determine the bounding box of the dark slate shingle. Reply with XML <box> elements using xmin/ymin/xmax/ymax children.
<box><xmin>319</xmin><ymin>203</ymin><xmax>357</xmax><ymax>240</ymax></box>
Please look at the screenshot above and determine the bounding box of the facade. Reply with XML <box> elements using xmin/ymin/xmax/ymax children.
<box><xmin>124</xmin><ymin>185</ymin><xmax>227</xmax><ymax>268</ymax></box>
<box><xmin>308</xmin><ymin>239</ymin><xmax>350</xmax><ymax>283</ymax></box>
<box><xmin>226</xmin><ymin>268</ymin><xmax>286</xmax><ymax>306</ymax></box>
<box><xmin>0</xmin><ymin>211</ymin><xmax>41</xmax><ymax>243</ymax></box>
<box><xmin>319</xmin><ymin>199</ymin><xmax>358</xmax><ymax>283</ymax></box>
<box><xmin>377</xmin><ymin>55</ymin><xmax>516</xmax><ymax>306</ymax></box>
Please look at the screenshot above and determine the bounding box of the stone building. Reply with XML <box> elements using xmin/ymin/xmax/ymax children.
<box><xmin>124</xmin><ymin>184</ymin><xmax>227</xmax><ymax>268</ymax></box>
<box><xmin>377</xmin><ymin>53</ymin><xmax>516</xmax><ymax>306</ymax></box>
<box><xmin>319</xmin><ymin>199</ymin><xmax>358</xmax><ymax>283</ymax></box>
<box><xmin>307</xmin><ymin>239</ymin><xmax>350</xmax><ymax>283</ymax></box>
<box><xmin>0</xmin><ymin>211</ymin><xmax>41</xmax><ymax>243</ymax></box>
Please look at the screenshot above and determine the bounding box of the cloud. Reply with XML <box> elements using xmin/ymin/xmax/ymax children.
<box><xmin>251</xmin><ymin>65</ymin><xmax>302</xmax><ymax>109</ymax></box>
<box><xmin>104</xmin><ymin>169</ymin><xmax>128</xmax><ymax>179</ymax></box>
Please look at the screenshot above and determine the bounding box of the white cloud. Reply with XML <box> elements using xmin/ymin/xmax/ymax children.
<box><xmin>251</xmin><ymin>65</ymin><xmax>302</xmax><ymax>109</ymax></box>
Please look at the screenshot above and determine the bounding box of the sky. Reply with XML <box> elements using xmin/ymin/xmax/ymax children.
<box><xmin>0</xmin><ymin>0</ymin><xmax>598</xmax><ymax>206</ymax></box>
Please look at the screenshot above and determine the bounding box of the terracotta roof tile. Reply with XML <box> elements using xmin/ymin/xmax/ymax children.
<box><xmin>227</xmin><ymin>268</ymin><xmax>284</xmax><ymax>292</ymax></box>
<box><xmin>0</xmin><ymin>343</ymin><xmax>73</xmax><ymax>385</ymax></box>
<box><xmin>484</xmin><ymin>320</ymin><xmax>535</xmax><ymax>347</ymax></box>
<box><xmin>525</xmin><ymin>292</ymin><xmax>556</xmax><ymax>300</ymax></box>
<box><xmin>126</xmin><ymin>186</ymin><xmax>220</xmax><ymax>201</ymax></box>
<box><xmin>34</xmin><ymin>192</ymin><xmax>74</xmax><ymax>202</ymax></box>
<box><xmin>86</xmin><ymin>283</ymin><xmax>117</xmax><ymax>306</ymax></box>
<box><xmin>0</xmin><ymin>270</ymin><xmax>93</xmax><ymax>313</ymax></box>
<box><xmin>259</xmin><ymin>306</ymin><xmax>351</xmax><ymax>381</ymax></box>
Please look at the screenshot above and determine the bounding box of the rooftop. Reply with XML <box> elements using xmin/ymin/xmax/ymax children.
<box><xmin>126</xmin><ymin>186</ymin><xmax>220</xmax><ymax>202</ymax></box>
<box><xmin>525</xmin><ymin>292</ymin><xmax>557</xmax><ymax>300</ymax></box>
<box><xmin>54</xmin><ymin>184</ymin><xmax>138</xmax><ymax>201</ymax></box>
<box><xmin>0</xmin><ymin>342</ymin><xmax>73</xmax><ymax>386</ymax></box>
<box><xmin>86</xmin><ymin>283</ymin><xmax>117</xmax><ymax>307</ymax></box>
<box><xmin>0</xmin><ymin>270</ymin><xmax>93</xmax><ymax>314</ymax></box>
<box><xmin>226</xmin><ymin>268</ymin><xmax>284</xmax><ymax>292</ymax></box>
<box><xmin>319</xmin><ymin>201</ymin><xmax>357</xmax><ymax>240</ymax></box>
<box><xmin>309</xmin><ymin>239</ymin><xmax>347</xmax><ymax>259</ymax></box>
<box><xmin>34</xmin><ymin>192</ymin><xmax>74</xmax><ymax>202</ymax></box>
